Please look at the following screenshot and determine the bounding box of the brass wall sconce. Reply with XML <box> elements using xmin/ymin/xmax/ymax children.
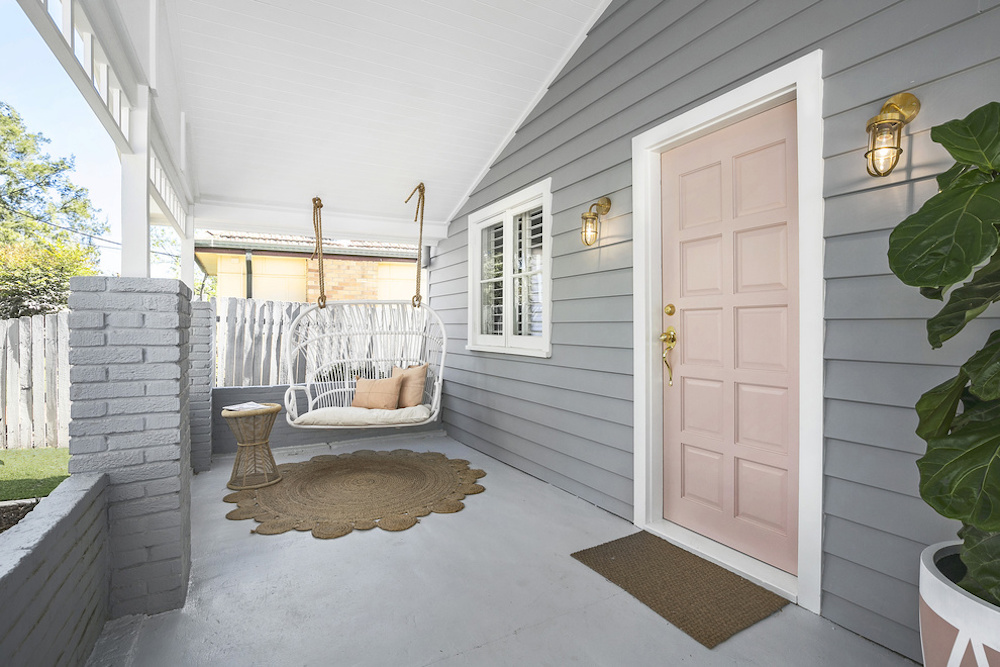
<box><xmin>866</xmin><ymin>92</ymin><xmax>920</xmax><ymax>177</ymax></box>
<box><xmin>581</xmin><ymin>196</ymin><xmax>611</xmax><ymax>246</ymax></box>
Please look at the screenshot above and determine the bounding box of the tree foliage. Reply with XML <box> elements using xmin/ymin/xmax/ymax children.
<box><xmin>0</xmin><ymin>101</ymin><xmax>107</xmax><ymax>244</ymax></box>
<box><xmin>0</xmin><ymin>101</ymin><xmax>105</xmax><ymax>317</ymax></box>
<box><xmin>0</xmin><ymin>241</ymin><xmax>97</xmax><ymax>318</ymax></box>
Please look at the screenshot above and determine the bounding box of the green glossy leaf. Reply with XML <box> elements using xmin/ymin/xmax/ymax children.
<box><xmin>950</xmin><ymin>168</ymin><xmax>996</xmax><ymax>191</ymax></box>
<box><xmin>920</xmin><ymin>286</ymin><xmax>945</xmax><ymax>301</ymax></box>
<box><xmin>957</xmin><ymin>524</ymin><xmax>1000</xmax><ymax>607</ymax></box>
<box><xmin>935</xmin><ymin>163</ymin><xmax>994</xmax><ymax>192</ymax></box>
<box><xmin>887</xmin><ymin>181</ymin><xmax>1000</xmax><ymax>289</ymax></box>
<box><xmin>937</xmin><ymin>162</ymin><xmax>970</xmax><ymax>191</ymax></box>
<box><xmin>915</xmin><ymin>371</ymin><xmax>967</xmax><ymax>440</ymax></box>
<box><xmin>931</xmin><ymin>101</ymin><xmax>1000</xmax><ymax>171</ymax></box>
<box><xmin>962</xmin><ymin>330</ymin><xmax>1000</xmax><ymax>400</ymax></box>
<box><xmin>918</xmin><ymin>420</ymin><xmax>1000</xmax><ymax>531</ymax></box>
<box><xmin>954</xmin><ymin>390</ymin><xmax>1000</xmax><ymax>431</ymax></box>
<box><xmin>927</xmin><ymin>252</ymin><xmax>1000</xmax><ymax>347</ymax></box>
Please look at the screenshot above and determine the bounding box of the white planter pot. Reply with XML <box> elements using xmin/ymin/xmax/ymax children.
<box><xmin>919</xmin><ymin>541</ymin><xmax>1000</xmax><ymax>666</ymax></box>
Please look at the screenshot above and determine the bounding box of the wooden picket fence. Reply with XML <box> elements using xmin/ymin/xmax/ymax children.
<box><xmin>1</xmin><ymin>313</ymin><xmax>70</xmax><ymax>449</ymax></box>
<box><xmin>215</xmin><ymin>297</ymin><xmax>310</xmax><ymax>387</ymax></box>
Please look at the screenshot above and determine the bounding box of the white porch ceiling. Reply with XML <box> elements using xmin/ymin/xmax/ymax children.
<box><xmin>161</xmin><ymin>0</ymin><xmax>610</xmax><ymax>244</ymax></box>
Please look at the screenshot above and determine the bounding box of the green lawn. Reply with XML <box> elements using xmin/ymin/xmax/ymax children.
<box><xmin>0</xmin><ymin>447</ymin><xmax>70</xmax><ymax>501</ymax></box>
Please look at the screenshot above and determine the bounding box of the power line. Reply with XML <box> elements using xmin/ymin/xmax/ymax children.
<box><xmin>17</xmin><ymin>216</ymin><xmax>181</xmax><ymax>259</ymax></box>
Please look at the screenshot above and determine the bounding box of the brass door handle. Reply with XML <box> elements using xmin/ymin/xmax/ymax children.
<box><xmin>659</xmin><ymin>327</ymin><xmax>677</xmax><ymax>349</ymax></box>
<box><xmin>663</xmin><ymin>349</ymin><xmax>673</xmax><ymax>386</ymax></box>
<box><xmin>660</xmin><ymin>327</ymin><xmax>677</xmax><ymax>386</ymax></box>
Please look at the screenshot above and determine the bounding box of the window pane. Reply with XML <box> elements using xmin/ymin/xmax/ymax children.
<box><xmin>512</xmin><ymin>205</ymin><xmax>543</xmax><ymax>338</ymax></box>
<box><xmin>481</xmin><ymin>222</ymin><xmax>503</xmax><ymax>281</ymax></box>
<box><xmin>513</xmin><ymin>274</ymin><xmax>543</xmax><ymax>337</ymax></box>
<box><xmin>481</xmin><ymin>281</ymin><xmax>503</xmax><ymax>336</ymax></box>
<box><xmin>515</xmin><ymin>207</ymin><xmax>544</xmax><ymax>274</ymax></box>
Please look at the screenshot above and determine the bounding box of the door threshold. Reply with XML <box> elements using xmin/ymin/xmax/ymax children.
<box><xmin>641</xmin><ymin>518</ymin><xmax>799</xmax><ymax>603</ymax></box>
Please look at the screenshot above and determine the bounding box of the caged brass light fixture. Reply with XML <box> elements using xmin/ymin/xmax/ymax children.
<box><xmin>581</xmin><ymin>196</ymin><xmax>611</xmax><ymax>246</ymax></box>
<box><xmin>865</xmin><ymin>92</ymin><xmax>920</xmax><ymax>177</ymax></box>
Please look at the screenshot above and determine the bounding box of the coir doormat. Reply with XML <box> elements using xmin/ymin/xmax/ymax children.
<box><xmin>571</xmin><ymin>531</ymin><xmax>788</xmax><ymax>648</ymax></box>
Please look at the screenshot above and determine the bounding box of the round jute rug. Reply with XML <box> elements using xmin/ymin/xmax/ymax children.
<box><xmin>223</xmin><ymin>449</ymin><xmax>486</xmax><ymax>539</ymax></box>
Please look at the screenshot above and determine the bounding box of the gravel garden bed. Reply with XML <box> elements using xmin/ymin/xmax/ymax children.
<box><xmin>0</xmin><ymin>499</ymin><xmax>39</xmax><ymax>535</ymax></box>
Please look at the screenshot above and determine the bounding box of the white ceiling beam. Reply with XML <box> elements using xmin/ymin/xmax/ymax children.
<box><xmin>121</xmin><ymin>84</ymin><xmax>151</xmax><ymax>277</ymax></box>
<box><xmin>79</xmin><ymin>0</ymin><xmax>143</xmax><ymax>102</ymax></box>
<box><xmin>17</xmin><ymin>0</ymin><xmax>131</xmax><ymax>153</ymax></box>
<box><xmin>193</xmin><ymin>200</ymin><xmax>448</xmax><ymax>247</ymax></box>
<box><xmin>181</xmin><ymin>213</ymin><xmax>195</xmax><ymax>289</ymax></box>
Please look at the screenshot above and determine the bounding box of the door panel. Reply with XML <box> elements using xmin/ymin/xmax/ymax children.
<box><xmin>661</xmin><ymin>101</ymin><xmax>799</xmax><ymax>575</ymax></box>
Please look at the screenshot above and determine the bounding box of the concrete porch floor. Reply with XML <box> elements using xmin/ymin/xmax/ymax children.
<box><xmin>87</xmin><ymin>433</ymin><xmax>916</xmax><ymax>666</ymax></box>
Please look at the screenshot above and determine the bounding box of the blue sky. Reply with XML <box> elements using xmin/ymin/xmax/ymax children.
<box><xmin>1</xmin><ymin>0</ymin><xmax>122</xmax><ymax>273</ymax></box>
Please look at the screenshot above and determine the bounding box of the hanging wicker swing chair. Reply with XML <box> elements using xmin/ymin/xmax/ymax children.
<box><xmin>283</xmin><ymin>184</ymin><xmax>447</xmax><ymax>429</ymax></box>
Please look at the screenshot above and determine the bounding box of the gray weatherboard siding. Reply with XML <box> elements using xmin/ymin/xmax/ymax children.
<box><xmin>426</xmin><ymin>0</ymin><xmax>1000</xmax><ymax>660</ymax></box>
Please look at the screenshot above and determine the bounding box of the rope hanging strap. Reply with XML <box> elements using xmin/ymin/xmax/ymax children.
<box><xmin>311</xmin><ymin>197</ymin><xmax>326</xmax><ymax>309</ymax></box>
<box><xmin>405</xmin><ymin>182</ymin><xmax>425</xmax><ymax>308</ymax></box>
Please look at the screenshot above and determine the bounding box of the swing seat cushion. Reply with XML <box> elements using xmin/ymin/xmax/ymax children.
<box><xmin>292</xmin><ymin>404</ymin><xmax>432</xmax><ymax>427</ymax></box>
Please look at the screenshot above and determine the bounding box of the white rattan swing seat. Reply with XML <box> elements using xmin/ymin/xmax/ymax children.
<box><xmin>282</xmin><ymin>301</ymin><xmax>446</xmax><ymax>429</ymax></box>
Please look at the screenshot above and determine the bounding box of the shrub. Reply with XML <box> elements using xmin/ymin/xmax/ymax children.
<box><xmin>0</xmin><ymin>240</ymin><xmax>98</xmax><ymax>318</ymax></box>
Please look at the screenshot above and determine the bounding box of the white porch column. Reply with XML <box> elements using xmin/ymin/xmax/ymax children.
<box><xmin>121</xmin><ymin>84</ymin><xmax>151</xmax><ymax>278</ymax></box>
<box><xmin>181</xmin><ymin>213</ymin><xmax>195</xmax><ymax>288</ymax></box>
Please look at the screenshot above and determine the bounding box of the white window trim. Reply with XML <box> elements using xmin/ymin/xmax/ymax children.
<box><xmin>467</xmin><ymin>179</ymin><xmax>553</xmax><ymax>358</ymax></box>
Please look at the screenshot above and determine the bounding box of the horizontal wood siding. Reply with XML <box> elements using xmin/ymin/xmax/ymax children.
<box><xmin>430</xmin><ymin>1</ymin><xmax>1000</xmax><ymax>658</ymax></box>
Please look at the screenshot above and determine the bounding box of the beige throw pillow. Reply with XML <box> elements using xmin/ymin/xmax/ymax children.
<box><xmin>351</xmin><ymin>375</ymin><xmax>403</xmax><ymax>410</ymax></box>
<box><xmin>392</xmin><ymin>363</ymin><xmax>428</xmax><ymax>408</ymax></box>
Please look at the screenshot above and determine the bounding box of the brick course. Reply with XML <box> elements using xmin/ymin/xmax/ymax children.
<box><xmin>306</xmin><ymin>257</ymin><xmax>380</xmax><ymax>301</ymax></box>
<box><xmin>189</xmin><ymin>301</ymin><xmax>215</xmax><ymax>473</ymax></box>
<box><xmin>67</xmin><ymin>276</ymin><xmax>192</xmax><ymax>618</ymax></box>
<box><xmin>0</xmin><ymin>473</ymin><xmax>109</xmax><ymax>667</ymax></box>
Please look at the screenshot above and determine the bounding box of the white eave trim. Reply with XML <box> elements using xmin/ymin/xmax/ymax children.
<box><xmin>445</xmin><ymin>0</ymin><xmax>616</xmax><ymax>224</ymax></box>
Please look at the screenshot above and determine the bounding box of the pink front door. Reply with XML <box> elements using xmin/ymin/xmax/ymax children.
<box><xmin>660</xmin><ymin>101</ymin><xmax>799</xmax><ymax>574</ymax></box>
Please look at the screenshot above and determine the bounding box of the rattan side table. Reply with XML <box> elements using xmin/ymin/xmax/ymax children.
<box><xmin>222</xmin><ymin>403</ymin><xmax>283</xmax><ymax>490</ymax></box>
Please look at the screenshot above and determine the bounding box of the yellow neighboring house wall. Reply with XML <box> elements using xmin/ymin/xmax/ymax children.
<box><xmin>209</xmin><ymin>251</ymin><xmax>418</xmax><ymax>303</ymax></box>
<box><xmin>215</xmin><ymin>255</ymin><xmax>248</xmax><ymax>299</ymax></box>
<box><xmin>378</xmin><ymin>262</ymin><xmax>423</xmax><ymax>300</ymax></box>
<box><xmin>307</xmin><ymin>258</ymin><xmax>424</xmax><ymax>302</ymax></box>
<box><xmin>255</xmin><ymin>255</ymin><xmax>309</xmax><ymax>302</ymax></box>
<box><xmin>215</xmin><ymin>254</ymin><xmax>309</xmax><ymax>302</ymax></box>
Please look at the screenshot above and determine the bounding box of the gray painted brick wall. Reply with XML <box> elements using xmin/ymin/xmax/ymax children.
<box><xmin>190</xmin><ymin>301</ymin><xmax>215</xmax><ymax>473</ymax></box>
<box><xmin>67</xmin><ymin>276</ymin><xmax>193</xmax><ymax>618</ymax></box>
<box><xmin>0</xmin><ymin>473</ymin><xmax>109</xmax><ymax>667</ymax></box>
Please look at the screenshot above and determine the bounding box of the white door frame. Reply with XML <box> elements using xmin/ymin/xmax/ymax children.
<box><xmin>631</xmin><ymin>50</ymin><xmax>824</xmax><ymax>613</ymax></box>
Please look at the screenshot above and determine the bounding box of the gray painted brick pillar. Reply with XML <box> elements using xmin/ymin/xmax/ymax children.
<box><xmin>189</xmin><ymin>300</ymin><xmax>215</xmax><ymax>473</ymax></box>
<box><xmin>67</xmin><ymin>276</ymin><xmax>192</xmax><ymax>617</ymax></box>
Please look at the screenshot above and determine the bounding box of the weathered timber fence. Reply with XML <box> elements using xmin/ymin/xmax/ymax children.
<box><xmin>215</xmin><ymin>297</ymin><xmax>308</xmax><ymax>387</ymax></box>
<box><xmin>1</xmin><ymin>312</ymin><xmax>70</xmax><ymax>449</ymax></box>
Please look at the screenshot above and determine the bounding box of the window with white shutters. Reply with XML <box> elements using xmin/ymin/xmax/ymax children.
<box><xmin>480</xmin><ymin>221</ymin><xmax>504</xmax><ymax>336</ymax></box>
<box><xmin>467</xmin><ymin>180</ymin><xmax>552</xmax><ymax>357</ymax></box>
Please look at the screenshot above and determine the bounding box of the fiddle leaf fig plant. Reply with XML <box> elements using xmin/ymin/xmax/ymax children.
<box><xmin>887</xmin><ymin>101</ymin><xmax>1000</xmax><ymax>607</ymax></box>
